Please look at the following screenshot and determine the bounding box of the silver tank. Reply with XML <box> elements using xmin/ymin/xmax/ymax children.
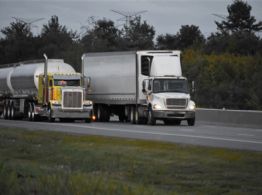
<box><xmin>0</xmin><ymin>59</ymin><xmax>76</xmax><ymax>97</ymax></box>
<box><xmin>0</xmin><ymin>67</ymin><xmax>14</xmax><ymax>95</ymax></box>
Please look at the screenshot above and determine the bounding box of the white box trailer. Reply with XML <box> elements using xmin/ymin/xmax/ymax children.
<box><xmin>83</xmin><ymin>50</ymin><xmax>195</xmax><ymax>125</ymax></box>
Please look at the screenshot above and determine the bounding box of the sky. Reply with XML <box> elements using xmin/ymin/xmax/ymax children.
<box><xmin>0</xmin><ymin>0</ymin><xmax>261</xmax><ymax>38</ymax></box>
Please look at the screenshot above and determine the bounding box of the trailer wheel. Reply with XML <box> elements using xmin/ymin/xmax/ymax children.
<box><xmin>3</xmin><ymin>103</ymin><xmax>8</xmax><ymax>119</ymax></box>
<box><xmin>48</xmin><ymin>105</ymin><xmax>55</xmax><ymax>122</ymax></box>
<box><xmin>96</xmin><ymin>105</ymin><xmax>101</xmax><ymax>121</ymax></box>
<box><xmin>7</xmin><ymin>103</ymin><xmax>11</xmax><ymax>120</ymax></box>
<box><xmin>147</xmin><ymin>107</ymin><xmax>156</xmax><ymax>125</ymax></box>
<box><xmin>10</xmin><ymin>103</ymin><xmax>15</xmax><ymax>120</ymax></box>
<box><xmin>27</xmin><ymin>103</ymin><xmax>32</xmax><ymax>120</ymax></box>
<box><xmin>130</xmin><ymin>106</ymin><xmax>135</xmax><ymax>124</ymax></box>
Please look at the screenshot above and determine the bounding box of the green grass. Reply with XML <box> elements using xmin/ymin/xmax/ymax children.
<box><xmin>0</xmin><ymin>127</ymin><xmax>262</xmax><ymax>195</ymax></box>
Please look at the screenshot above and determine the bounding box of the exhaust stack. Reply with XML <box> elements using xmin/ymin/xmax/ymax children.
<box><xmin>43</xmin><ymin>54</ymin><xmax>48</xmax><ymax>105</ymax></box>
<box><xmin>81</xmin><ymin>54</ymin><xmax>85</xmax><ymax>88</ymax></box>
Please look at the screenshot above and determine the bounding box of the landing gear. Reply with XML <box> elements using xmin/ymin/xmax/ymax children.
<box><xmin>95</xmin><ymin>105</ymin><xmax>110</xmax><ymax>122</ymax></box>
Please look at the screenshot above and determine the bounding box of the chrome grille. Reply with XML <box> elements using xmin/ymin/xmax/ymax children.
<box><xmin>63</xmin><ymin>91</ymin><xmax>82</xmax><ymax>109</ymax></box>
<box><xmin>166</xmin><ymin>98</ymin><xmax>187</xmax><ymax>109</ymax></box>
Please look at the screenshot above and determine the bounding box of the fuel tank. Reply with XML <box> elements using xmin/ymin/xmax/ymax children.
<box><xmin>0</xmin><ymin>59</ymin><xmax>75</xmax><ymax>97</ymax></box>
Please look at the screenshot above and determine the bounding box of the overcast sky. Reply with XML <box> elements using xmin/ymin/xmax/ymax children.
<box><xmin>0</xmin><ymin>0</ymin><xmax>261</xmax><ymax>38</ymax></box>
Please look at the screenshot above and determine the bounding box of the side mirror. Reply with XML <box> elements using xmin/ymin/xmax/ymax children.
<box><xmin>142</xmin><ymin>79</ymin><xmax>152</xmax><ymax>95</ymax></box>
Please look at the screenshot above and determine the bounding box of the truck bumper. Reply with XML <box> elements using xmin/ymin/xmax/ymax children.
<box><xmin>52</xmin><ymin>107</ymin><xmax>93</xmax><ymax>119</ymax></box>
<box><xmin>153</xmin><ymin>110</ymin><xmax>195</xmax><ymax>120</ymax></box>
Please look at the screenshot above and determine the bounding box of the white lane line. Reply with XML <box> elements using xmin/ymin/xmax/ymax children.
<box><xmin>54</xmin><ymin>123</ymin><xmax>262</xmax><ymax>145</ymax></box>
<box><xmin>237</xmin><ymin>133</ymin><xmax>254</xmax><ymax>137</ymax></box>
<box><xmin>1</xmin><ymin>120</ymin><xmax>262</xmax><ymax>145</ymax></box>
<box><xmin>178</xmin><ymin>128</ymin><xmax>195</xmax><ymax>132</ymax></box>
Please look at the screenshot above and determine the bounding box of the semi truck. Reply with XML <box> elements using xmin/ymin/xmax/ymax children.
<box><xmin>82</xmin><ymin>50</ymin><xmax>195</xmax><ymax>126</ymax></box>
<box><xmin>0</xmin><ymin>54</ymin><xmax>93</xmax><ymax>122</ymax></box>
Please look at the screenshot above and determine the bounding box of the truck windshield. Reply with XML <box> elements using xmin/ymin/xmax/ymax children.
<box><xmin>54</xmin><ymin>79</ymin><xmax>80</xmax><ymax>86</ymax></box>
<box><xmin>153</xmin><ymin>79</ymin><xmax>189</xmax><ymax>94</ymax></box>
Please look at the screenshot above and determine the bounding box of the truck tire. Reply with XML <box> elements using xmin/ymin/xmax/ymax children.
<box><xmin>135</xmin><ymin>108</ymin><xmax>146</xmax><ymax>124</ymax></box>
<box><xmin>118</xmin><ymin>114</ymin><xmax>125</xmax><ymax>122</ymax></box>
<box><xmin>103</xmin><ymin>108</ymin><xmax>110</xmax><ymax>122</ymax></box>
<box><xmin>48</xmin><ymin>105</ymin><xmax>55</xmax><ymax>122</ymax></box>
<box><xmin>10</xmin><ymin>103</ymin><xmax>15</xmax><ymax>120</ymax></box>
<box><xmin>147</xmin><ymin>107</ymin><xmax>156</xmax><ymax>125</ymax></box>
<box><xmin>30</xmin><ymin>103</ymin><xmax>35</xmax><ymax>121</ymax></box>
<box><xmin>7</xmin><ymin>103</ymin><xmax>11</xmax><ymax>120</ymax></box>
<box><xmin>130</xmin><ymin>106</ymin><xmax>135</xmax><ymax>124</ymax></box>
<box><xmin>96</xmin><ymin>105</ymin><xmax>102</xmax><ymax>121</ymax></box>
<box><xmin>27</xmin><ymin>103</ymin><xmax>32</xmax><ymax>121</ymax></box>
<box><xmin>187</xmin><ymin>117</ymin><xmax>195</xmax><ymax>126</ymax></box>
<box><xmin>27</xmin><ymin>103</ymin><xmax>35</xmax><ymax>121</ymax></box>
<box><xmin>3</xmin><ymin>103</ymin><xmax>8</xmax><ymax>119</ymax></box>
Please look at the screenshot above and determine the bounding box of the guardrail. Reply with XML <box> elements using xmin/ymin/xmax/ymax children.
<box><xmin>196</xmin><ymin>108</ymin><xmax>262</xmax><ymax>128</ymax></box>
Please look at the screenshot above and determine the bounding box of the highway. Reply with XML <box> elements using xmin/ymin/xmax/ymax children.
<box><xmin>0</xmin><ymin>118</ymin><xmax>262</xmax><ymax>151</ymax></box>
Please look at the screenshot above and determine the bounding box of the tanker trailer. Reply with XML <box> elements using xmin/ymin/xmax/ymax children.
<box><xmin>0</xmin><ymin>54</ymin><xmax>93</xmax><ymax>122</ymax></box>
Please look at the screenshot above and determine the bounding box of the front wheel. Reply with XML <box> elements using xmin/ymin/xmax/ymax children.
<box><xmin>147</xmin><ymin>107</ymin><xmax>156</xmax><ymax>125</ymax></box>
<box><xmin>187</xmin><ymin>117</ymin><xmax>195</xmax><ymax>126</ymax></box>
<box><xmin>48</xmin><ymin>106</ymin><xmax>55</xmax><ymax>122</ymax></box>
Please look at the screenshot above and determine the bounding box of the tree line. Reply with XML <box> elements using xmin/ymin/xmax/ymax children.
<box><xmin>0</xmin><ymin>0</ymin><xmax>261</xmax><ymax>110</ymax></box>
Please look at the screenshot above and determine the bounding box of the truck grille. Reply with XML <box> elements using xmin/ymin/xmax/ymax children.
<box><xmin>63</xmin><ymin>91</ymin><xmax>83</xmax><ymax>109</ymax></box>
<box><xmin>166</xmin><ymin>98</ymin><xmax>187</xmax><ymax>109</ymax></box>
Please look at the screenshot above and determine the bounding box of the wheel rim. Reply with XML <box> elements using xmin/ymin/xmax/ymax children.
<box><xmin>31</xmin><ymin>104</ymin><xmax>35</xmax><ymax>121</ymax></box>
<box><xmin>135</xmin><ymin>109</ymin><xmax>139</xmax><ymax>124</ymax></box>
<box><xmin>97</xmin><ymin>106</ymin><xmax>101</xmax><ymax>121</ymax></box>
<box><xmin>3</xmin><ymin>105</ymin><xmax>7</xmax><ymax>119</ymax></box>
<box><xmin>148</xmin><ymin>110</ymin><xmax>151</xmax><ymax>123</ymax></box>
<box><xmin>7</xmin><ymin>105</ymin><xmax>11</xmax><ymax>119</ymax></box>
<box><xmin>130</xmin><ymin>107</ymin><xmax>134</xmax><ymax>123</ymax></box>
<box><xmin>10</xmin><ymin>105</ymin><xmax>14</xmax><ymax>119</ymax></box>
<box><xmin>28</xmin><ymin>104</ymin><xmax>32</xmax><ymax>120</ymax></box>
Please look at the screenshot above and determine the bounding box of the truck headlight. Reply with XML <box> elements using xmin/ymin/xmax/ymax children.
<box><xmin>153</xmin><ymin>104</ymin><xmax>162</xmax><ymax>110</ymax></box>
<box><xmin>188</xmin><ymin>101</ymin><xmax>196</xmax><ymax>110</ymax></box>
<box><xmin>51</xmin><ymin>101</ymin><xmax>61</xmax><ymax>107</ymax></box>
<box><xmin>84</xmin><ymin>100</ymin><xmax>93</xmax><ymax>106</ymax></box>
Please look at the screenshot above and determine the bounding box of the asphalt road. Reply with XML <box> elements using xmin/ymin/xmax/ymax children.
<box><xmin>0</xmin><ymin>118</ymin><xmax>262</xmax><ymax>151</ymax></box>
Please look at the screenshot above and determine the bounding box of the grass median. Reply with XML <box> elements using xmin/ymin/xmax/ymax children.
<box><xmin>0</xmin><ymin>127</ymin><xmax>262</xmax><ymax>194</ymax></box>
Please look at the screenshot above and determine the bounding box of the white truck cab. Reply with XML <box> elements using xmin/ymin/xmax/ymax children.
<box><xmin>142</xmin><ymin>76</ymin><xmax>195</xmax><ymax>125</ymax></box>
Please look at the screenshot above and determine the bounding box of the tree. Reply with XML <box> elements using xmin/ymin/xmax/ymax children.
<box><xmin>175</xmin><ymin>25</ymin><xmax>205</xmax><ymax>49</ymax></box>
<box><xmin>122</xmin><ymin>16</ymin><xmax>155</xmax><ymax>50</ymax></box>
<box><xmin>156</xmin><ymin>34</ymin><xmax>177</xmax><ymax>50</ymax></box>
<box><xmin>156</xmin><ymin>25</ymin><xmax>205</xmax><ymax>50</ymax></box>
<box><xmin>0</xmin><ymin>21</ymin><xmax>36</xmax><ymax>64</ymax></box>
<box><xmin>215</xmin><ymin>0</ymin><xmax>262</xmax><ymax>33</ymax></box>
<box><xmin>205</xmin><ymin>31</ymin><xmax>260</xmax><ymax>55</ymax></box>
<box><xmin>81</xmin><ymin>19</ymin><xmax>121</xmax><ymax>52</ymax></box>
<box><xmin>39</xmin><ymin>15</ymin><xmax>77</xmax><ymax>59</ymax></box>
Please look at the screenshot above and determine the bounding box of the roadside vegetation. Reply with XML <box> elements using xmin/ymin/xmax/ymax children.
<box><xmin>0</xmin><ymin>127</ymin><xmax>262</xmax><ymax>194</ymax></box>
<box><xmin>0</xmin><ymin>0</ymin><xmax>262</xmax><ymax>110</ymax></box>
